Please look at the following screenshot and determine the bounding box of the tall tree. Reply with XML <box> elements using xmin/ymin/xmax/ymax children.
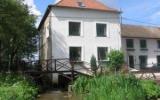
<box><xmin>0</xmin><ymin>0</ymin><xmax>38</xmax><ymax>70</ymax></box>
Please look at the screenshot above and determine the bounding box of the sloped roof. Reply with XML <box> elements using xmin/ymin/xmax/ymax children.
<box><xmin>38</xmin><ymin>0</ymin><xmax>120</xmax><ymax>30</ymax></box>
<box><xmin>55</xmin><ymin>0</ymin><xmax>119</xmax><ymax>12</ymax></box>
<box><xmin>122</xmin><ymin>24</ymin><xmax>160</xmax><ymax>39</ymax></box>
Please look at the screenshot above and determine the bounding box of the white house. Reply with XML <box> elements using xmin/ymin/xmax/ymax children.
<box><xmin>38</xmin><ymin>0</ymin><xmax>121</xmax><ymax>63</ymax></box>
<box><xmin>122</xmin><ymin>24</ymin><xmax>160</xmax><ymax>69</ymax></box>
<box><xmin>38</xmin><ymin>0</ymin><xmax>160</xmax><ymax>83</ymax></box>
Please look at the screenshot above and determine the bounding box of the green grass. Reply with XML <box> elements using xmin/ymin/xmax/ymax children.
<box><xmin>73</xmin><ymin>74</ymin><xmax>160</xmax><ymax>100</ymax></box>
<box><xmin>0</xmin><ymin>73</ymin><xmax>38</xmax><ymax>100</ymax></box>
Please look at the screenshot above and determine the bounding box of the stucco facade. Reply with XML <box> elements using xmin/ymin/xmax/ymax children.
<box><xmin>122</xmin><ymin>38</ymin><xmax>160</xmax><ymax>69</ymax></box>
<box><xmin>38</xmin><ymin>0</ymin><xmax>160</xmax><ymax>84</ymax></box>
<box><xmin>51</xmin><ymin>7</ymin><xmax>121</xmax><ymax>62</ymax></box>
<box><xmin>40</xmin><ymin>7</ymin><xmax>121</xmax><ymax>63</ymax></box>
<box><xmin>38</xmin><ymin>0</ymin><xmax>122</xmax><ymax>83</ymax></box>
<box><xmin>38</xmin><ymin>4</ymin><xmax>121</xmax><ymax>83</ymax></box>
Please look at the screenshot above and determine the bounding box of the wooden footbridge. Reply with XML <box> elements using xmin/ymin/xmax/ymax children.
<box><xmin>23</xmin><ymin>58</ymin><xmax>93</xmax><ymax>81</ymax></box>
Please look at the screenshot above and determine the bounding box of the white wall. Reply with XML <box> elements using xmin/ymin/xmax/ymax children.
<box><xmin>39</xmin><ymin>12</ymin><xmax>52</xmax><ymax>60</ymax></box>
<box><xmin>39</xmin><ymin>7</ymin><xmax>121</xmax><ymax>83</ymax></box>
<box><xmin>122</xmin><ymin>38</ymin><xmax>160</xmax><ymax>69</ymax></box>
<box><xmin>50</xmin><ymin>7</ymin><xmax>121</xmax><ymax>62</ymax></box>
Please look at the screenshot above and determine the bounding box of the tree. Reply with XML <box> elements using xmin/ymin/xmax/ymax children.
<box><xmin>107</xmin><ymin>50</ymin><xmax>124</xmax><ymax>72</ymax></box>
<box><xmin>90</xmin><ymin>55</ymin><xmax>98</xmax><ymax>75</ymax></box>
<box><xmin>0</xmin><ymin>0</ymin><xmax>38</xmax><ymax>71</ymax></box>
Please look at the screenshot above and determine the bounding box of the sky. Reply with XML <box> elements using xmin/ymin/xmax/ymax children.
<box><xmin>23</xmin><ymin>0</ymin><xmax>160</xmax><ymax>27</ymax></box>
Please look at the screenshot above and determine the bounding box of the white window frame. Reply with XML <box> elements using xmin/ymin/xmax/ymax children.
<box><xmin>97</xmin><ymin>46</ymin><xmax>109</xmax><ymax>61</ymax></box>
<box><xmin>95</xmin><ymin>22</ymin><xmax>109</xmax><ymax>37</ymax></box>
<box><xmin>139</xmin><ymin>55</ymin><xmax>148</xmax><ymax>68</ymax></box>
<box><xmin>126</xmin><ymin>38</ymin><xmax>134</xmax><ymax>49</ymax></box>
<box><xmin>157</xmin><ymin>40</ymin><xmax>160</xmax><ymax>49</ymax></box>
<box><xmin>67</xmin><ymin>20</ymin><xmax>83</xmax><ymax>37</ymax></box>
<box><xmin>139</xmin><ymin>39</ymin><xmax>147</xmax><ymax>49</ymax></box>
<box><xmin>128</xmin><ymin>55</ymin><xmax>135</xmax><ymax>68</ymax></box>
<box><xmin>69</xmin><ymin>46</ymin><xmax>83</xmax><ymax>61</ymax></box>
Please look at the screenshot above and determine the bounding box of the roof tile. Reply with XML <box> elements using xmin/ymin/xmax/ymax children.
<box><xmin>122</xmin><ymin>24</ymin><xmax>160</xmax><ymax>39</ymax></box>
<box><xmin>55</xmin><ymin>0</ymin><xmax>119</xmax><ymax>12</ymax></box>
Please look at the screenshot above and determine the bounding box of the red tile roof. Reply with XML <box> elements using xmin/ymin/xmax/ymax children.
<box><xmin>55</xmin><ymin>0</ymin><xmax>119</xmax><ymax>12</ymax></box>
<box><xmin>38</xmin><ymin>0</ymin><xmax>120</xmax><ymax>30</ymax></box>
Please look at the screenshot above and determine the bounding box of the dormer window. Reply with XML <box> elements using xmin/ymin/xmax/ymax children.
<box><xmin>77</xmin><ymin>0</ymin><xmax>85</xmax><ymax>7</ymax></box>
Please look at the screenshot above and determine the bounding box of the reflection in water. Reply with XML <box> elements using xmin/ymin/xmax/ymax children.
<box><xmin>37</xmin><ymin>91</ymin><xmax>80</xmax><ymax>100</ymax></box>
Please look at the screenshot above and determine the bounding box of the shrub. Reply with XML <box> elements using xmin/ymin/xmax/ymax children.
<box><xmin>73</xmin><ymin>74</ymin><xmax>146</xmax><ymax>100</ymax></box>
<box><xmin>140</xmin><ymin>80</ymin><xmax>160</xmax><ymax>100</ymax></box>
<box><xmin>0</xmin><ymin>73</ymin><xmax>38</xmax><ymax>100</ymax></box>
<box><xmin>107</xmin><ymin>50</ymin><xmax>124</xmax><ymax>71</ymax></box>
<box><xmin>90</xmin><ymin>55</ymin><xmax>98</xmax><ymax>75</ymax></box>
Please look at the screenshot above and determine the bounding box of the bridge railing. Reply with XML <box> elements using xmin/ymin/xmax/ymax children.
<box><xmin>127</xmin><ymin>63</ymin><xmax>160</xmax><ymax>74</ymax></box>
<box><xmin>0</xmin><ymin>58</ymin><xmax>97</xmax><ymax>76</ymax></box>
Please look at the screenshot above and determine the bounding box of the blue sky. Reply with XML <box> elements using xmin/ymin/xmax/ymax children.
<box><xmin>32</xmin><ymin>0</ymin><xmax>160</xmax><ymax>26</ymax></box>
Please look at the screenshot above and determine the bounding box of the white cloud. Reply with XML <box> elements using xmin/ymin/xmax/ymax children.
<box><xmin>23</xmin><ymin>0</ymin><xmax>42</xmax><ymax>27</ymax></box>
<box><xmin>150</xmin><ymin>11</ymin><xmax>160</xmax><ymax>21</ymax></box>
<box><xmin>54</xmin><ymin>0</ymin><xmax>61</xmax><ymax>4</ymax></box>
<box><xmin>35</xmin><ymin>16</ymin><xmax>42</xmax><ymax>27</ymax></box>
<box><xmin>23</xmin><ymin>0</ymin><xmax>41</xmax><ymax>16</ymax></box>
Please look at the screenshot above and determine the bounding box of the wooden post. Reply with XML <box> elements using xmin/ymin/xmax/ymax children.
<box><xmin>51</xmin><ymin>59</ymin><xmax>53</xmax><ymax>71</ymax></box>
<box><xmin>55</xmin><ymin>59</ymin><xmax>57</xmax><ymax>71</ymax></box>
<box><xmin>71</xmin><ymin>61</ymin><xmax>74</xmax><ymax>82</ymax></box>
<box><xmin>71</xmin><ymin>65</ymin><xmax>74</xmax><ymax>82</ymax></box>
<box><xmin>46</xmin><ymin>60</ymin><xmax>49</xmax><ymax>71</ymax></box>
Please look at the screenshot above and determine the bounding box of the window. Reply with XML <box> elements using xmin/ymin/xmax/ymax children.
<box><xmin>96</xmin><ymin>23</ymin><xmax>107</xmax><ymax>37</ymax></box>
<box><xmin>139</xmin><ymin>56</ymin><xmax>147</xmax><ymax>69</ymax></box>
<box><xmin>157</xmin><ymin>40</ymin><xmax>160</xmax><ymax>49</ymax></box>
<box><xmin>97</xmin><ymin>47</ymin><xmax>108</xmax><ymax>61</ymax></box>
<box><xmin>128</xmin><ymin>55</ymin><xmax>134</xmax><ymax>68</ymax></box>
<box><xmin>157</xmin><ymin>56</ymin><xmax>160</xmax><ymax>67</ymax></box>
<box><xmin>77</xmin><ymin>1</ymin><xmax>85</xmax><ymax>7</ymax></box>
<box><xmin>69</xmin><ymin>47</ymin><xmax>81</xmax><ymax>61</ymax></box>
<box><xmin>140</xmin><ymin>40</ymin><xmax>147</xmax><ymax>50</ymax></box>
<box><xmin>69</xmin><ymin>22</ymin><xmax>81</xmax><ymax>36</ymax></box>
<box><xmin>126</xmin><ymin>39</ymin><xmax>134</xmax><ymax>49</ymax></box>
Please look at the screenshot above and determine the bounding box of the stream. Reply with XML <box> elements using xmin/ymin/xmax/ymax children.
<box><xmin>37</xmin><ymin>91</ymin><xmax>80</xmax><ymax>100</ymax></box>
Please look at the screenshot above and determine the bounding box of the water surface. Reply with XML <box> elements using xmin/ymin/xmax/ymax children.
<box><xmin>37</xmin><ymin>91</ymin><xmax>80</xmax><ymax>100</ymax></box>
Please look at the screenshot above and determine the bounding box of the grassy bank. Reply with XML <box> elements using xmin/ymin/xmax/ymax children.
<box><xmin>0</xmin><ymin>73</ymin><xmax>38</xmax><ymax>100</ymax></box>
<box><xmin>73</xmin><ymin>74</ymin><xmax>160</xmax><ymax>100</ymax></box>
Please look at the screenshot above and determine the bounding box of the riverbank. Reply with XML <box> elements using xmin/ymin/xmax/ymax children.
<box><xmin>0</xmin><ymin>73</ymin><xmax>38</xmax><ymax>100</ymax></box>
<box><xmin>73</xmin><ymin>74</ymin><xmax>160</xmax><ymax>100</ymax></box>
